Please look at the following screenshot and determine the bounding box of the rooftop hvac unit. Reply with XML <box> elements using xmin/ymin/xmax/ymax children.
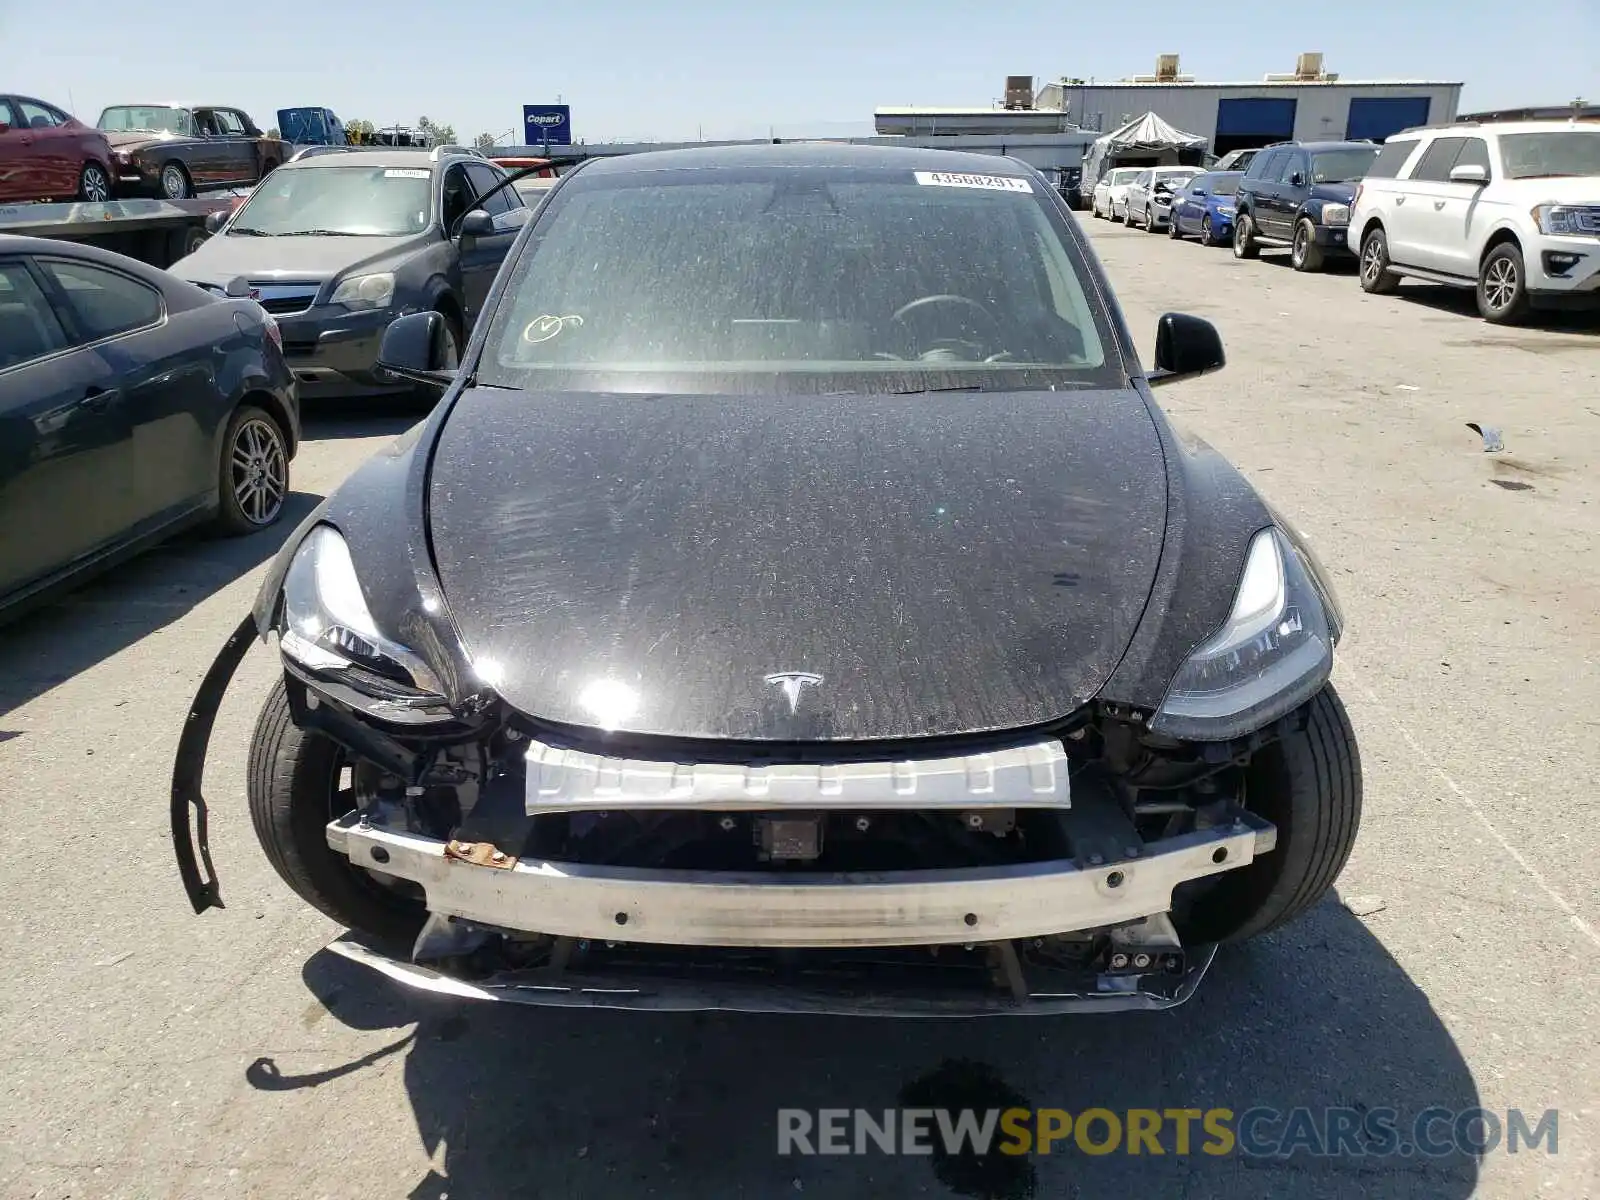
<box><xmin>1004</xmin><ymin>75</ymin><xmax>1034</xmax><ymax>110</ymax></box>
<box><xmin>1295</xmin><ymin>52</ymin><xmax>1325</xmax><ymax>79</ymax></box>
<box><xmin>1155</xmin><ymin>53</ymin><xmax>1180</xmax><ymax>81</ymax></box>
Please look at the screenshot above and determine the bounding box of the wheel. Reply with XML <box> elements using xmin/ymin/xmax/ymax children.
<box><xmin>1201</xmin><ymin>215</ymin><xmax>1217</xmax><ymax>246</ymax></box>
<box><xmin>1145</xmin><ymin>206</ymin><xmax>1161</xmax><ymax>233</ymax></box>
<box><xmin>1477</xmin><ymin>243</ymin><xmax>1531</xmax><ymax>325</ymax></box>
<box><xmin>215</xmin><ymin>404</ymin><xmax>289</xmax><ymax>534</ymax></box>
<box><xmin>1173</xmin><ymin>684</ymin><xmax>1363</xmax><ymax>945</ymax></box>
<box><xmin>160</xmin><ymin>161</ymin><xmax>192</xmax><ymax>200</ymax></box>
<box><xmin>249</xmin><ymin>680</ymin><xmax>426</xmax><ymax>946</ymax></box>
<box><xmin>1232</xmin><ymin>212</ymin><xmax>1260</xmax><ymax>259</ymax></box>
<box><xmin>78</xmin><ymin>161</ymin><xmax>111</xmax><ymax>203</ymax></box>
<box><xmin>1169</xmin><ymin>211</ymin><xmax>1183</xmax><ymax>239</ymax></box>
<box><xmin>1358</xmin><ymin>227</ymin><xmax>1400</xmax><ymax>294</ymax></box>
<box><xmin>1291</xmin><ymin>218</ymin><xmax>1325</xmax><ymax>272</ymax></box>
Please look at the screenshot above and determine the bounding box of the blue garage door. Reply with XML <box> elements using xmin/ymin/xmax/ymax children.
<box><xmin>1215</xmin><ymin>97</ymin><xmax>1298</xmax><ymax>137</ymax></box>
<box><xmin>1346</xmin><ymin>97</ymin><xmax>1432</xmax><ymax>142</ymax></box>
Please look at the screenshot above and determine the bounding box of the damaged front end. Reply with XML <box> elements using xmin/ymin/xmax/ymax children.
<box><xmin>172</xmin><ymin>590</ymin><xmax>1286</xmax><ymax>1015</ymax></box>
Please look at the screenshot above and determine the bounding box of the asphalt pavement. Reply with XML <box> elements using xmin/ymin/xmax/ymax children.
<box><xmin>1</xmin><ymin>218</ymin><xmax>1596</xmax><ymax>1199</ymax></box>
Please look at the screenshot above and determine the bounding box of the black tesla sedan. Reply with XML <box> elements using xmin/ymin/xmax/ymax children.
<box><xmin>173</xmin><ymin>145</ymin><xmax>1361</xmax><ymax>1016</ymax></box>
<box><xmin>0</xmin><ymin>235</ymin><xmax>298</xmax><ymax>622</ymax></box>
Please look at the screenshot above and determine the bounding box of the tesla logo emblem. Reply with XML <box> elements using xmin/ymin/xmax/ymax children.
<box><xmin>764</xmin><ymin>671</ymin><xmax>823</xmax><ymax>713</ymax></box>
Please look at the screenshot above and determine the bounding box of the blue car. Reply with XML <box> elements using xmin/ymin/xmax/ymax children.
<box><xmin>1168</xmin><ymin>171</ymin><xmax>1244</xmax><ymax>246</ymax></box>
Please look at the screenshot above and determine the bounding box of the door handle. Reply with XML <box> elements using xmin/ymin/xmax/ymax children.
<box><xmin>80</xmin><ymin>385</ymin><xmax>118</xmax><ymax>412</ymax></box>
<box><xmin>1433</xmin><ymin>200</ymin><xmax>1446</xmax><ymax>210</ymax></box>
<box><xmin>1394</xmin><ymin>196</ymin><xmax>1406</xmax><ymax>206</ymax></box>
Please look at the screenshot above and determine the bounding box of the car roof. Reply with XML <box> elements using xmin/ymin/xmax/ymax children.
<box><xmin>578</xmin><ymin>141</ymin><xmax>1036</xmax><ymax>178</ymax></box>
<box><xmin>1266</xmin><ymin>140</ymin><xmax>1377</xmax><ymax>152</ymax></box>
<box><xmin>1399</xmin><ymin>119</ymin><xmax>1599</xmax><ymax>137</ymax></box>
<box><xmin>280</xmin><ymin>148</ymin><xmax>446</xmax><ymax>171</ymax></box>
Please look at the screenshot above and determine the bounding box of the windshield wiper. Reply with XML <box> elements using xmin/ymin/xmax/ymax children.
<box><xmin>887</xmin><ymin>384</ymin><xmax>987</xmax><ymax>394</ymax></box>
<box><xmin>227</xmin><ymin>226</ymin><xmax>275</xmax><ymax>236</ymax></box>
<box><xmin>281</xmin><ymin>229</ymin><xmax>357</xmax><ymax>236</ymax></box>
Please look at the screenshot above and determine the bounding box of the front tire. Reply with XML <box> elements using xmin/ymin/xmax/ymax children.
<box><xmin>1169</xmin><ymin>212</ymin><xmax>1183</xmax><ymax>239</ymax></box>
<box><xmin>1201</xmin><ymin>215</ymin><xmax>1220</xmax><ymax>246</ymax></box>
<box><xmin>1291</xmin><ymin>218</ymin><xmax>1325</xmax><ymax>272</ymax></box>
<box><xmin>78</xmin><ymin>161</ymin><xmax>111</xmax><ymax>203</ymax></box>
<box><xmin>1232</xmin><ymin>211</ymin><xmax>1260</xmax><ymax>258</ymax></box>
<box><xmin>1145</xmin><ymin>206</ymin><xmax>1161</xmax><ymax>233</ymax></box>
<box><xmin>1477</xmin><ymin>243</ymin><xmax>1531</xmax><ymax>325</ymax></box>
<box><xmin>248</xmin><ymin>681</ymin><xmax>426</xmax><ymax>945</ymax></box>
<box><xmin>1174</xmin><ymin>684</ymin><xmax>1363</xmax><ymax>945</ymax></box>
<box><xmin>160</xmin><ymin>161</ymin><xmax>192</xmax><ymax>200</ymax></box>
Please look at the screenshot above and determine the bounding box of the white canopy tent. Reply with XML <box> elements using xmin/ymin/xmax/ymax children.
<box><xmin>1081</xmin><ymin>112</ymin><xmax>1209</xmax><ymax>189</ymax></box>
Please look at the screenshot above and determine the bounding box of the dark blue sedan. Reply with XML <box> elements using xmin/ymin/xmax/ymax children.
<box><xmin>1168</xmin><ymin>171</ymin><xmax>1244</xmax><ymax>246</ymax></box>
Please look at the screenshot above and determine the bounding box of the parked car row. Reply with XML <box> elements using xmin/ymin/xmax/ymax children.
<box><xmin>1098</xmin><ymin>119</ymin><xmax>1600</xmax><ymax>326</ymax></box>
<box><xmin>1</xmin><ymin>94</ymin><xmax>290</xmax><ymax>204</ymax></box>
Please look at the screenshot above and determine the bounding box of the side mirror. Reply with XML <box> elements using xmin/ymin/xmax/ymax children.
<box><xmin>1449</xmin><ymin>164</ymin><xmax>1488</xmax><ymax>185</ymax></box>
<box><xmin>455</xmin><ymin>209</ymin><xmax>495</xmax><ymax>241</ymax></box>
<box><xmin>204</xmin><ymin>210</ymin><xmax>231</xmax><ymax>235</ymax></box>
<box><xmin>1289</xmin><ymin>171</ymin><xmax>1305</xmax><ymax>187</ymax></box>
<box><xmin>1191</xmin><ymin>187</ymin><xmax>1208</xmax><ymax>197</ymax></box>
<box><xmin>0</xmin><ymin>121</ymin><xmax>10</xmax><ymax>134</ymax></box>
<box><xmin>1149</xmin><ymin>313</ymin><xmax>1225</xmax><ymax>387</ymax></box>
<box><xmin>377</xmin><ymin>311</ymin><xmax>457</xmax><ymax>388</ymax></box>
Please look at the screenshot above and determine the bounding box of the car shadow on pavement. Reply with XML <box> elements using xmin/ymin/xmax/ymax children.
<box><xmin>1389</xmin><ymin>285</ymin><xmax>1600</xmax><ymax>333</ymax></box>
<box><xmin>263</xmin><ymin>900</ymin><xmax>1482</xmax><ymax>1199</ymax></box>
<box><xmin>0</xmin><ymin>489</ymin><xmax>323</xmax><ymax>723</ymax></box>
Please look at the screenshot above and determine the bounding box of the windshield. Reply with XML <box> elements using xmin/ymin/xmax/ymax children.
<box><xmin>1207</xmin><ymin>173</ymin><xmax>1242</xmax><ymax>195</ymax></box>
<box><xmin>478</xmin><ymin>165</ymin><xmax>1118</xmax><ymax>395</ymax></box>
<box><xmin>98</xmin><ymin>105</ymin><xmax>192</xmax><ymax>135</ymax></box>
<box><xmin>1153</xmin><ymin>169</ymin><xmax>1199</xmax><ymax>189</ymax></box>
<box><xmin>1309</xmin><ymin>148</ymin><xmax>1379</xmax><ymax>183</ymax></box>
<box><xmin>1108</xmin><ymin>169</ymin><xmax>1139</xmax><ymax>185</ymax></box>
<box><xmin>227</xmin><ymin>164</ymin><xmax>432</xmax><ymax>236</ymax></box>
<box><xmin>1499</xmin><ymin>131</ymin><xmax>1600</xmax><ymax>179</ymax></box>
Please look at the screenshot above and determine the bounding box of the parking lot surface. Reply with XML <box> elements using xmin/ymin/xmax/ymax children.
<box><xmin>1</xmin><ymin>218</ymin><xmax>1596</xmax><ymax>1200</ymax></box>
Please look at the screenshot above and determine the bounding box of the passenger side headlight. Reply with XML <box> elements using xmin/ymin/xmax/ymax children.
<box><xmin>327</xmin><ymin>272</ymin><xmax>395</xmax><ymax>310</ymax></box>
<box><xmin>280</xmin><ymin>525</ymin><xmax>450</xmax><ymax>715</ymax></box>
<box><xmin>1150</xmin><ymin>528</ymin><xmax>1334</xmax><ymax>742</ymax></box>
<box><xmin>1320</xmin><ymin>204</ymin><xmax>1351</xmax><ymax>226</ymax></box>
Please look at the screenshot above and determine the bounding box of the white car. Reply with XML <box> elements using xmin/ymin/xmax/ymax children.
<box><xmin>1125</xmin><ymin>167</ymin><xmax>1204</xmax><ymax>231</ymax></box>
<box><xmin>1091</xmin><ymin>167</ymin><xmax>1142</xmax><ymax>221</ymax></box>
<box><xmin>1350</xmin><ymin>118</ymin><xmax>1600</xmax><ymax>324</ymax></box>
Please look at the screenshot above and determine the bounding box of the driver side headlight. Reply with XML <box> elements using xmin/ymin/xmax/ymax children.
<box><xmin>327</xmin><ymin>272</ymin><xmax>395</xmax><ymax>310</ymax></box>
<box><xmin>280</xmin><ymin>525</ymin><xmax>451</xmax><ymax>719</ymax></box>
<box><xmin>1150</xmin><ymin>528</ymin><xmax>1334</xmax><ymax>741</ymax></box>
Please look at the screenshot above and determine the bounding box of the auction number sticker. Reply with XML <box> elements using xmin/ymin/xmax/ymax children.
<box><xmin>913</xmin><ymin>171</ymin><xmax>1032</xmax><ymax>193</ymax></box>
<box><xmin>384</xmin><ymin>168</ymin><xmax>431</xmax><ymax>179</ymax></box>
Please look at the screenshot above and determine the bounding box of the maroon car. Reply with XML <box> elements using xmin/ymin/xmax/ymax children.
<box><xmin>0</xmin><ymin>94</ymin><xmax>114</xmax><ymax>203</ymax></box>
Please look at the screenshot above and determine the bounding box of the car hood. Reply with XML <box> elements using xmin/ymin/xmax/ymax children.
<box><xmin>1309</xmin><ymin>182</ymin><xmax>1358</xmax><ymax>204</ymax></box>
<box><xmin>1498</xmin><ymin>175</ymin><xmax>1600</xmax><ymax>204</ymax></box>
<box><xmin>426</xmin><ymin>385</ymin><xmax>1169</xmax><ymax>742</ymax></box>
<box><xmin>101</xmin><ymin>130</ymin><xmax>186</xmax><ymax>152</ymax></box>
<box><xmin>173</xmin><ymin>233</ymin><xmax>418</xmax><ymax>283</ymax></box>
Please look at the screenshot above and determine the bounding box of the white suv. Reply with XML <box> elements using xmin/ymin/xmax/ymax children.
<box><xmin>1350</xmin><ymin>119</ymin><xmax>1600</xmax><ymax>323</ymax></box>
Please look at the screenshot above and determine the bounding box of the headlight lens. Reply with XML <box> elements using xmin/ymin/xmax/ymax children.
<box><xmin>327</xmin><ymin>272</ymin><xmax>395</xmax><ymax>310</ymax></box>
<box><xmin>280</xmin><ymin>525</ymin><xmax>448</xmax><ymax>710</ymax></box>
<box><xmin>1532</xmin><ymin>204</ymin><xmax>1600</xmax><ymax>237</ymax></box>
<box><xmin>1216</xmin><ymin>204</ymin><xmax>1236</xmax><ymax>216</ymax></box>
<box><xmin>1320</xmin><ymin>203</ymin><xmax>1351</xmax><ymax>226</ymax></box>
<box><xmin>1150</xmin><ymin>528</ymin><xmax>1334</xmax><ymax>741</ymax></box>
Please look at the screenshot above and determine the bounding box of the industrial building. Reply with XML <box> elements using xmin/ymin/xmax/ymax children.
<box><xmin>1031</xmin><ymin>54</ymin><xmax>1461</xmax><ymax>154</ymax></box>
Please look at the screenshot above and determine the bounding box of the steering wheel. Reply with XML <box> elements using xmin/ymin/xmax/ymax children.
<box><xmin>890</xmin><ymin>294</ymin><xmax>1005</xmax><ymax>361</ymax></box>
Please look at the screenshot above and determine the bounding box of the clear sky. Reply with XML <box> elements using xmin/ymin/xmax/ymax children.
<box><xmin>3</xmin><ymin>0</ymin><xmax>1595</xmax><ymax>144</ymax></box>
